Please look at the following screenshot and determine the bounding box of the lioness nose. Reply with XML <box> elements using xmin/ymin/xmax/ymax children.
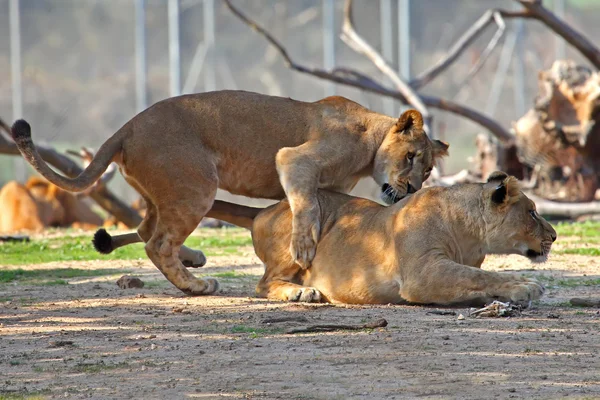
<box><xmin>551</xmin><ymin>233</ymin><xmax>557</xmax><ymax>242</ymax></box>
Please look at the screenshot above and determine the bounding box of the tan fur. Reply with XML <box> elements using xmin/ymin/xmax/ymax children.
<box><xmin>0</xmin><ymin>177</ymin><xmax>104</xmax><ymax>233</ymax></box>
<box><xmin>12</xmin><ymin>90</ymin><xmax>448</xmax><ymax>296</ymax></box>
<box><xmin>251</xmin><ymin>172</ymin><xmax>557</xmax><ymax>307</ymax></box>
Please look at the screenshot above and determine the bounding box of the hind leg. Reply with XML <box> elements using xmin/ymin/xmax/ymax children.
<box><xmin>145</xmin><ymin>192</ymin><xmax>219</xmax><ymax>295</ymax></box>
<box><xmin>96</xmin><ymin>193</ymin><xmax>207</xmax><ymax>267</ymax></box>
<box><xmin>140</xmin><ymin>199</ymin><xmax>206</xmax><ymax>268</ymax></box>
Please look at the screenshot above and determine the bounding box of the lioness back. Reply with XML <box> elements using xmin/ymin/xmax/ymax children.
<box><xmin>121</xmin><ymin>90</ymin><xmax>370</xmax><ymax>199</ymax></box>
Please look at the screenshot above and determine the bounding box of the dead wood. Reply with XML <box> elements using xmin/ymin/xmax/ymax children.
<box><xmin>285</xmin><ymin>318</ymin><xmax>388</xmax><ymax>334</ymax></box>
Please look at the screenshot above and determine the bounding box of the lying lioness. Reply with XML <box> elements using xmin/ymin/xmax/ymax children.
<box><xmin>0</xmin><ymin>177</ymin><xmax>103</xmax><ymax>233</ymax></box>
<box><xmin>100</xmin><ymin>171</ymin><xmax>556</xmax><ymax>307</ymax></box>
<box><xmin>10</xmin><ymin>90</ymin><xmax>448</xmax><ymax>295</ymax></box>
<box><xmin>253</xmin><ymin>171</ymin><xmax>556</xmax><ymax>306</ymax></box>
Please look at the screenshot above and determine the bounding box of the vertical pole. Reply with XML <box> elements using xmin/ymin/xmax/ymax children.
<box><xmin>485</xmin><ymin>26</ymin><xmax>518</xmax><ymax>117</ymax></box>
<box><xmin>322</xmin><ymin>0</ymin><xmax>336</xmax><ymax>96</ymax></box>
<box><xmin>397</xmin><ymin>0</ymin><xmax>410</xmax><ymax>81</ymax></box>
<box><xmin>554</xmin><ymin>0</ymin><xmax>566</xmax><ymax>60</ymax></box>
<box><xmin>135</xmin><ymin>0</ymin><xmax>147</xmax><ymax>112</ymax></box>
<box><xmin>10</xmin><ymin>0</ymin><xmax>25</xmax><ymax>181</ymax></box>
<box><xmin>203</xmin><ymin>0</ymin><xmax>216</xmax><ymax>92</ymax></box>
<box><xmin>380</xmin><ymin>0</ymin><xmax>394</xmax><ymax>116</ymax></box>
<box><xmin>10</xmin><ymin>0</ymin><xmax>22</xmax><ymax>120</ymax></box>
<box><xmin>168</xmin><ymin>0</ymin><xmax>181</xmax><ymax>97</ymax></box>
<box><xmin>513</xmin><ymin>17</ymin><xmax>526</xmax><ymax>118</ymax></box>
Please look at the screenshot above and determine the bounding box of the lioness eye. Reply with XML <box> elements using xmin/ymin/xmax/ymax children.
<box><xmin>407</xmin><ymin>152</ymin><xmax>415</xmax><ymax>160</ymax></box>
<box><xmin>529</xmin><ymin>210</ymin><xmax>537</xmax><ymax>219</ymax></box>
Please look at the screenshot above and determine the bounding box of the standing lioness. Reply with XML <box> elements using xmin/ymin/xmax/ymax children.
<box><xmin>11</xmin><ymin>90</ymin><xmax>448</xmax><ymax>296</ymax></box>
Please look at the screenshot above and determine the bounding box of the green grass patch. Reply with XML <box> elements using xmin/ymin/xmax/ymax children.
<box><xmin>555</xmin><ymin>247</ymin><xmax>600</xmax><ymax>256</ymax></box>
<box><xmin>554</xmin><ymin>221</ymin><xmax>600</xmax><ymax>239</ymax></box>
<box><xmin>0</xmin><ymin>230</ymin><xmax>253</xmax><ymax>266</ymax></box>
<box><xmin>0</xmin><ymin>268</ymin><xmax>121</xmax><ymax>285</ymax></box>
<box><xmin>211</xmin><ymin>271</ymin><xmax>252</xmax><ymax>280</ymax></box>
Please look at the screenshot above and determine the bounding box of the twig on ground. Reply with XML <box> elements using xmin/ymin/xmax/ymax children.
<box><xmin>570</xmin><ymin>298</ymin><xmax>600</xmax><ymax>308</ymax></box>
<box><xmin>285</xmin><ymin>318</ymin><xmax>388</xmax><ymax>334</ymax></box>
<box><xmin>426</xmin><ymin>310</ymin><xmax>457</xmax><ymax>316</ymax></box>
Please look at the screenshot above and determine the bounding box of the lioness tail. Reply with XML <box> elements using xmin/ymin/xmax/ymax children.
<box><xmin>206</xmin><ymin>200</ymin><xmax>262</xmax><ymax>230</ymax></box>
<box><xmin>11</xmin><ymin>119</ymin><xmax>124</xmax><ymax>192</ymax></box>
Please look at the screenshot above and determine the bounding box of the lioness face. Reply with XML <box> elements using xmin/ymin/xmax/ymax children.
<box><xmin>484</xmin><ymin>171</ymin><xmax>557</xmax><ymax>263</ymax></box>
<box><xmin>374</xmin><ymin>110</ymin><xmax>449</xmax><ymax>204</ymax></box>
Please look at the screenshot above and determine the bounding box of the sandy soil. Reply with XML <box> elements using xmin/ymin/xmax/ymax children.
<box><xmin>1</xmin><ymin>233</ymin><xmax>599</xmax><ymax>400</ymax></box>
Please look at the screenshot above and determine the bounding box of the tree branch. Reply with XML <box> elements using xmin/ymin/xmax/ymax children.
<box><xmin>223</xmin><ymin>0</ymin><xmax>515</xmax><ymax>145</ymax></box>
<box><xmin>0</xmin><ymin>119</ymin><xmax>142</xmax><ymax>228</ymax></box>
<box><xmin>517</xmin><ymin>0</ymin><xmax>600</xmax><ymax>69</ymax></box>
<box><xmin>410</xmin><ymin>9</ymin><xmax>530</xmax><ymax>89</ymax></box>
<box><xmin>341</xmin><ymin>0</ymin><xmax>430</xmax><ymax>131</ymax></box>
<box><xmin>528</xmin><ymin>194</ymin><xmax>600</xmax><ymax>218</ymax></box>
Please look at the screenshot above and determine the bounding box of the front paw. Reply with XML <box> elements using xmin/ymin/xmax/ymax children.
<box><xmin>290</xmin><ymin>231</ymin><xmax>317</xmax><ymax>269</ymax></box>
<box><xmin>288</xmin><ymin>287</ymin><xmax>322</xmax><ymax>303</ymax></box>
<box><xmin>504</xmin><ymin>278</ymin><xmax>545</xmax><ymax>308</ymax></box>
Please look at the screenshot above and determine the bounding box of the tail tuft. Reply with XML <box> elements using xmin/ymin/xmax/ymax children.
<box><xmin>11</xmin><ymin>119</ymin><xmax>32</xmax><ymax>144</ymax></box>
<box><xmin>92</xmin><ymin>228</ymin><xmax>114</xmax><ymax>254</ymax></box>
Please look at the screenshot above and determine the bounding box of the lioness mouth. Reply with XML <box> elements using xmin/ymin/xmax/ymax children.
<box><xmin>381</xmin><ymin>183</ymin><xmax>403</xmax><ymax>204</ymax></box>
<box><xmin>526</xmin><ymin>243</ymin><xmax>552</xmax><ymax>263</ymax></box>
<box><xmin>381</xmin><ymin>183</ymin><xmax>417</xmax><ymax>205</ymax></box>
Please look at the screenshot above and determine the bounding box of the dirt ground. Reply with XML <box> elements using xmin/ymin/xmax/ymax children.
<box><xmin>1</xmin><ymin>231</ymin><xmax>599</xmax><ymax>400</ymax></box>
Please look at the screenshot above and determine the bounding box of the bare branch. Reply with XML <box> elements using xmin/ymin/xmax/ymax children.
<box><xmin>410</xmin><ymin>9</ymin><xmax>530</xmax><ymax>89</ymax></box>
<box><xmin>452</xmin><ymin>12</ymin><xmax>507</xmax><ymax>99</ymax></box>
<box><xmin>528</xmin><ymin>194</ymin><xmax>600</xmax><ymax>218</ymax></box>
<box><xmin>0</xmin><ymin>118</ymin><xmax>142</xmax><ymax>228</ymax></box>
<box><xmin>223</xmin><ymin>0</ymin><xmax>515</xmax><ymax>145</ymax></box>
<box><xmin>517</xmin><ymin>0</ymin><xmax>600</xmax><ymax>69</ymax></box>
<box><xmin>341</xmin><ymin>0</ymin><xmax>430</xmax><ymax>131</ymax></box>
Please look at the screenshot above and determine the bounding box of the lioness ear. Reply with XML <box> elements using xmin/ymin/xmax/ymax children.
<box><xmin>395</xmin><ymin>109</ymin><xmax>423</xmax><ymax>133</ymax></box>
<box><xmin>491</xmin><ymin>182</ymin><xmax>507</xmax><ymax>204</ymax></box>
<box><xmin>432</xmin><ymin>139</ymin><xmax>449</xmax><ymax>158</ymax></box>
<box><xmin>490</xmin><ymin>175</ymin><xmax>521</xmax><ymax>205</ymax></box>
<box><xmin>487</xmin><ymin>171</ymin><xmax>509</xmax><ymax>183</ymax></box>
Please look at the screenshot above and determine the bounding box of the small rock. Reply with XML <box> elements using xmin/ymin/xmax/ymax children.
<box><xmin>116</xmin><ymin>275</ymin><xmax>145</xmax><ymax>289</ymax></box>
<box><xmin>136</xmin><ymin>294</ymin><xmax>146</xmax><ymax>299</ymax></box>
<box><xmin>547</xmin><ymin>313</ymin><xmax>560</xmax><ymax>319</ymax></box>
<box><xmin>49</xmin><ymin>340</ymin><xmax>74</xmax><ymax>348</ymax></box>
<box><xmin>442</xmin><ymin>335</ymin><xmax>450</xmax><ymax>340</ymax></box>
<box><xmin>457</xmin><ymin>314</ymin><xmax>465</xmax><ymax>320</ymax></box>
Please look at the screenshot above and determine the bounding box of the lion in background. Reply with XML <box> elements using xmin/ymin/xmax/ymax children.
<box><xmin>0</xmin><ymin>176</ymin><xmax>103</xmax><ymax>233</ymax></box>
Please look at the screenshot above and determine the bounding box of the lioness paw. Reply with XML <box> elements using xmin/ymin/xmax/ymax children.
<box><xmin>290</xmin><ymin>232</ymin><xmax>317</xmax><ymax>269</ymax></box>
<box><xmin>184</xmin><ymin>278</ymin><xmax>220</xmax><ymax>296</ymax></box>
<box><xmin>506</xmin><ymin>279</ymin><xmax>545</xmax><ymax>307</ymax></box>
<box><xmin>181</xmin><ymin>250</ymin><xmax>207</xmax><ymax>268</ymax></box>
<box><xmin>288</xmin><ymin>287</ymin><xmax>322</xmax><ymax>303</ymax></box>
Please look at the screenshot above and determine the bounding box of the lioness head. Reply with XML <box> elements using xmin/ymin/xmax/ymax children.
<box><xmin>374</xmin><ymin>109</ymin><xmax>449</xmax><ymax>204</ymax></box>
<box><xmin>483</xmin><ymin>171</ymin><xmax>557</xmax><ymax>263</ymax></box>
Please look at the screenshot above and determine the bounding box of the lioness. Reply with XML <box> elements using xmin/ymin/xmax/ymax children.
<box><xmin>10</xmin><ymin>90</ymin><xmax>448</xmax><ymax>295</ymax></box>
<box><xmin>0</xmin><ymin>177</ymin><xmax>103</xmax><ymax>233</ymax></box>
<box><xmin>249</xmin><ymin>171</ymin><xmax>555</xmax><ymax>306</ymax></box>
